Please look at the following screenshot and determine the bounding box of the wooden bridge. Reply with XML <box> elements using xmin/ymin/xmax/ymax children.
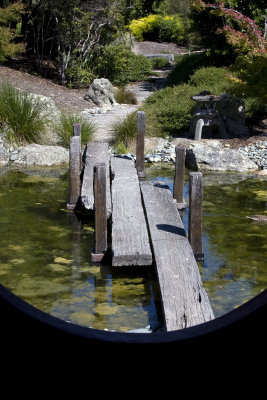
<box><xmin>67</xmin><ymin>114</ymin><xmax>214</xmax><ymax>332</ymax></box>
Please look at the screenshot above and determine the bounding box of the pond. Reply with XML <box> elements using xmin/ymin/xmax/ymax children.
<box><xmin>0</xmin><ymin>164</ymin><xmax>266</xmax><ymax>332</ymax></box>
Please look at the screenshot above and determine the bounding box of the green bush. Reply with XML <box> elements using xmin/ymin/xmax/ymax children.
<box><xmin>143</xmin><ymin>66</ymin><xmax>235</xmax><ymax>137</ymax></box>
<box><xmin>93</xmin><ymin>43</ymin><xmax>152</xmax><ymax>85</ymax></box>
<box><xmin>128</xmin><ymin>14</ymin><xmax>185</xmax><ymax>44</ymax></box>
<box><xmin>151</xmin><ymin>57</ymin><xmax>170</xmax><ymax>69</ymax></box>
<box><xmin>0</xmin><ymin>82</ymin><xmax>48</xmax><ymax>146</ymax></box>
<box><xmin>127</xmin><ymin>53</ymin><xmax>152</xmax><ymax>82</ymax></box>
<box><xmin>168</xmin><ymin>52</ymin><xmax>224</xmax><ymax>86</ymax></box>
<box><xmin>188</xmin><ymin>66</ymin><xmax>231</xmax><ymax>91</ymax></box>
<box><xmin>158</xmin><ymin>14</ymin><xmax>185</xmax><ymax>43</ymax></box>
<box><xmin>66</xmin><ymin>59</ymin><xmax>95</xmax><ymax>88</ymax></box>
<box><xmin>56</xmin><ymin>112</ymin><xmax>97</xmax><ymax>148</ymax></box>
<box><xmin>227</xmin><ymin>52</ymin><xmax>267</xmax><ymax>116</ymax></box>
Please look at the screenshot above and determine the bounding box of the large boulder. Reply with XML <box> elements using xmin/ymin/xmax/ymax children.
<box><xmin>186</xmin><ymin>141</ymin><xmax>258</xmax><ymax>172</ymax></box>
<box><xmin>84</xmin><ymin>78</ymin><xmax>117</xmax><ymax>106</ymax></box>
<box><xmin>13</xmin><ymin>144</ymin><xmax>69</xmax><ymax>166</ymax></box>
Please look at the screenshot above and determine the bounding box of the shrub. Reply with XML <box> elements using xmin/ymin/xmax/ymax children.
<box><xmin>228</xmin><ymin>52</ymin><xmax>267</xmax><ymax>116</ymax></box>
<box><xmin>128</xmin><ymin>14</ymin><xmax>185</xmax><ymax>43</ymax></box>
<box><xmin>0</xmin><ymin>82</ymin><xmax>48</xmax><ymax>146</ymax></box>
<box><xmin>94</xmin><ymin>43</ymin><xmax>152</xmax><ymax>85</ymax></box>
<box><xmin>0</xmin><ymin>2</ymin><xmax>25</xmax><ymax>63</ymax></box>
<box><xmin>56</xmin><ymin>112</ymin><xmax>97</xmax><ymax>148</ymax></box>
<box><xmin>151</xmin><ymin>57</ymin><xmax>170</xmax><ymax>69</ymax></box>
<box><xmin>128</xmin><ymin>14</ymin><xmax>159</xmax><ymax>41</ymax></box>
<box><xmin>127</xmin><ymin>53</ymin><xmax>152</xmax><ymax>82</ymax></box>
<box><xmin>158</xmin><ymin>15</ymin><xmax>185</xmax><ymax>43</ymax></box>
<box><xmin>188</xmin><ymin>66</ymin><xmax>231</xmax><ymax>91</ymax></box>
<box><xmin>66</xmin><ymin>59</ymin><xmax>95</xmax><ymax>88</ymax></box>
<box><xmin>143</xmin><ymin>66</ymin><xmax>235</xmax><ymax>137</ymax></box>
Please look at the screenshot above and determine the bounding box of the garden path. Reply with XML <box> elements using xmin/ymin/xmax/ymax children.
<box><xmin>91</xmin><ymin>66</ymin><xmax>172</xmax><ymax>143</ymax></box>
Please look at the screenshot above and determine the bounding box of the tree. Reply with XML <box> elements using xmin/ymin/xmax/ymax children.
<box><xmin>22</xmin><ymin>0</ymin><xmax>128</xmax><ymax>83</ymax></box>
<box><xmin>0</xmin><ymin>1</ymin><xmax>25</xmax><ymax>62</ymax></box>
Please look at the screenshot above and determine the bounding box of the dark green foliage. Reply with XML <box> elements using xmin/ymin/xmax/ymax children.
<box><xmin>167</xmin><ymin>52</ymin><xmax>213</xmax><ymax>86</ymax></box>
<box><xmin>151</xmin><ymin>56</ymin><xmax>170</xmax><ymax>68</ymax></box>
<box><xmin>93</xmin><ymin>43</ymin><xmax>152</xmax><ymax>85</ymax></box>
<box><xmin>0</xmin><ymin>1</ymin><xmax>25</xmax><ymax>62</ymax></box>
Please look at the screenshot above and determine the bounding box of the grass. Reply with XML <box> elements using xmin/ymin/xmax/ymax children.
<box><xmin>0</xmin><ymin>81</ymin><xmax>49</xmax><ymax>146</ymax></box>
<box><xmin>114</xmin><ymin>86</ymin><xmax>137</xmax><ymax>105</ymax></box>
<box><xmin>111</xmin><ymin>111</ymin><xmax>138</xmax><ymax>152</ymax></box>
<box><xmin>55</xmin><ymin>111</ymin><xmax>97</xmax><ymax>148</ymax></box>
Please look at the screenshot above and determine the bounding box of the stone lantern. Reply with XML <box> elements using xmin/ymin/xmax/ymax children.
<box><xmin>189</xmin><ymin>91</ymin><xmax>227</xmax><ymax>140</ymax></box>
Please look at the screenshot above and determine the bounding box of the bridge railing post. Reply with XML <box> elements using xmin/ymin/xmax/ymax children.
<box><xmin>136</xmin><ymin>111</ymin><xmax>146</xmax><ymax>178</ymax></box>
<box><xmin>73</xmin><ymin>122</ymin><xmax>82</xmax><ymax>170</ymax></box>
<box><xmin>91</xmin><ymin>162</ymin><xmax>107</xmax><ymax>263</ymax></box>
<box><xmin>173</xmin><ymin>145</ymin><xmax>186</xmax><ymax>210</ymax></box>
<box><xmin>189</xmin><ymin>171</ymin><xmax>204</xmax><ymax>261</ymax></box>
<box><xmin>67</xmin><ymin>135</ymin><xmax>81</xmax><ymax>210</ymax></box>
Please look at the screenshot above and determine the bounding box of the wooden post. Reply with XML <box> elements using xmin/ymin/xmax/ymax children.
<box><xmin>173</xmin><ymin>145</ymin><xmax>186</xmax><ymax>210</ymax></box>
<box><xmin>189</xmin><ymin>172</ymin><xmax>204</xmax><ymax>261</ymax></box>
<box><xmin>136</xmin><ymin>111</ymin><xmax>146</xmax><ymax>178</ymax></box>
<box><xmin>67</xmin><ymin>135</ymin><xmax>81</xmax><ymax>210</ymax></box>
<box><xmin>73</xmin><ymin>123</ymin><xmax>82</xmax><ymax>137</ymax></box>
<box><xmin>73</xmin><ymin>123</ymin><xmax>82</xmax><ymax>170</ymax></box>
<box><xmin>91</xmin><ymin>163</ymin><xmax>107</xmax><ymax>263</ymax></box>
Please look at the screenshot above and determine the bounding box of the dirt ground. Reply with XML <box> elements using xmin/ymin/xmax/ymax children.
<box><xmin>0</xmin><ymin>40</ymin><xmax>266</xmax><ymax>147</ymax></box>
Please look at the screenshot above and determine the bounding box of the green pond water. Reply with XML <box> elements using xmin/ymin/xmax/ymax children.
<box><xmin>0</xmin><ymin>164</ymin><xmax>266</xmax><ymax>332</ymax></box>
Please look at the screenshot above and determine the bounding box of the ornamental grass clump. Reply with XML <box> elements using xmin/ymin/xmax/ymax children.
<box><xmin>111</xmin><ymin>111</ymin><xmax>138</xmax><ymax>152</ymax></box>
<box><xmin>56</xmin><ymin>111</ymin><xmax>97</xmax><ymax>148</ymax></box>
<box><xmin>0</xmin><ymin>82</ymin><xmax>49</xmax><ymax>146</ymax></box>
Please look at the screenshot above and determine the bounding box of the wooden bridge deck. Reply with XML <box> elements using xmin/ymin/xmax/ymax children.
<box><xmin>111</xmin><ymin>157</ymin><xmax>152</xmax><ymax>267</ymax></box>
<box><xmin>70</xmin><ymin>140</ymin><xmax>214</xmax><ymax>331</ymax></box>
<box><xmin>81</xmin><ymin>142</ymin><xmax>112</xmax><ymax>218</ymax></box>
<box><xmin>140</xmin><ymin>181</ymin><xmax>214</xmax><ymax>331</ymax></box>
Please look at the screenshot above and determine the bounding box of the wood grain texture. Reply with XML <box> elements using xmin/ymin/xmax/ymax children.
<box><xmin>81</xmin><ymin>142</ymin><xmax>111</xmax><ymax>217</ymax></box>
<box><xmin>111</xmin><ymin>157</ymin><xmax>152</xmax><ymax>266</ymax></box>
<box><xmin>93</xmin><ymin>163</ymin><xmax>107</xmax><ymax>255</ymax></box>
<box><xmin>140</xmin><ymin>181</ymin><xmax>214</xmax><ymax>331</ymax></box>
<box><xmin>136</xmin><ymin>111</ymin><xmax>146</xmax><ymax>178</ymax></box>
<box><xmin>69</xmin><ymin>135</ymin><xmax>81</xmax><ymax>207</ymax></box>
<box><xmin>173</xmin><ymin>145</ymin><xmax>186</xmax><ymax>210</ymax></box>
<box><xmin>189</xmin><ymin>172</ymin><xmax>203</xmax><ymax>260</ymax></box>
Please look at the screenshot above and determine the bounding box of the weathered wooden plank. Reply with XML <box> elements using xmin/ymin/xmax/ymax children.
<box><xmin>67</xmin><ymin>135</ymin><xmax>81</xmax><ymax>210</ymax></box>
<box><xmin>111</xmin><ymin>157</ymin><xmax>152</xmax><ymax>267</ymax></box>
<box><xmin>173</xmin><ymin>145</ymin><xmax>186</xmax><ymax>210</ymax></box>
<box><xmin>81</xmin><ymin>142</ymin><xmax>111</xmax><ymax>217</ymax></box>
<box><xmin>189</xmin><ymin>172</ymin><xmax>204</xmax><ymax>261</ymax></box>
<box><xmin>91</xmin><ymin>163</ymin><xmax>107</xmax><ymax>262</ymax></box>
<box><xmin>140</xmin><ymin>181</ymin><xmax>214</xmax><ymax>332</ymax></box>
<box><xmin>136</xmin><ymin>111</ymin><xmax>146</xmax><ymax>178</ymax></box>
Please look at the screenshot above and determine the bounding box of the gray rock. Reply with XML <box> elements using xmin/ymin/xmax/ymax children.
<box><xmin>13</xmin><ymin>144</ymin><xmax>69</xmax><ymax>166</ymax></box>
<box><xmin>186</xmin><ymin>141</ymin><xmax>258</xmax><ymax>172</ymax></box>
<box><xmin>84</xmin><ymin>78</ymin><xmax>117</xmax><ymax>106</ymax></box>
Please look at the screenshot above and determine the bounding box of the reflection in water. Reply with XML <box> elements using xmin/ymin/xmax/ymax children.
<box><xmin>0</xmin><ymin>165</ymin><xmax>266</xmax><ymax>330</ymax></box>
